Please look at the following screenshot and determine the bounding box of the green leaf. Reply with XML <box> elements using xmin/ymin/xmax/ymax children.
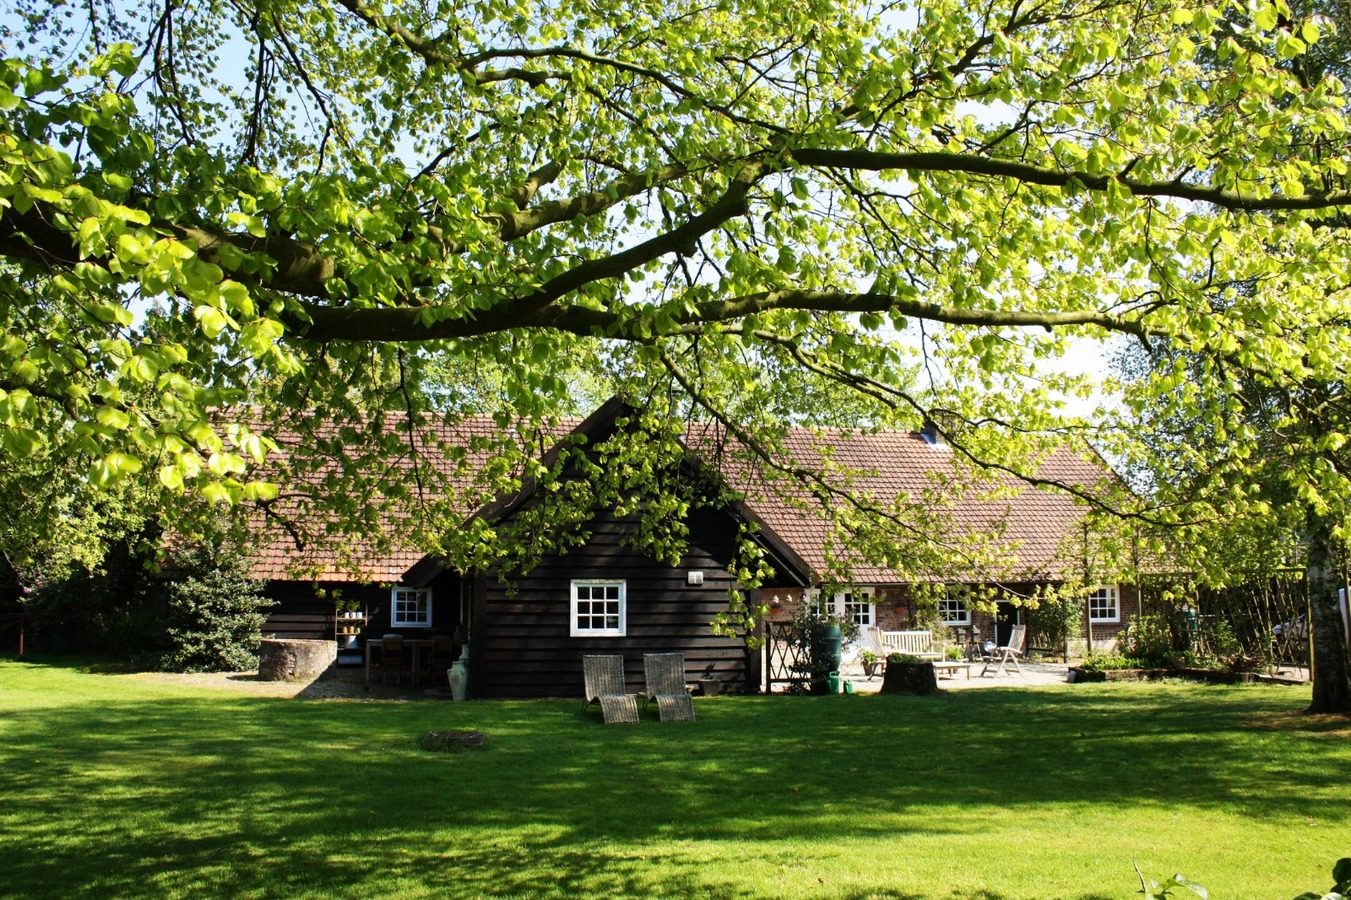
<box><xmin>2</xmin><ymin>427</ymin><xmax>41</xmax><ymax>456</ymax></box>
<box><xmin>95</xmin><ymin>406</ymin><xmax>130</xmax><ymax>430</ymax></box>
<box><xmin>200</xmin><ymin>482</ymin><xmax>233</xmax><ymax>505</ymax></box>
<box><xmin>159</xmin><ymin>464</ymin><xmax>185</xmax><ymax>491</ymax></box>
<box><xmin>242</xmin><ymin>480</ymin><xmax>280</xmax><ymax>501</ymax></box>
<box><xmin>103</xmin><ymin>172</ymin><xmax>133</xmax><ymax>192</ymax></box>
<box><xmin>193</xmin><ymin>306</ymin><xmax>235</xmax><ymax>338</ymax></box>
<box><xmin>220</xmin><ymin>281</ymin><xmax>254</xmax><ymax>317</ymax></box>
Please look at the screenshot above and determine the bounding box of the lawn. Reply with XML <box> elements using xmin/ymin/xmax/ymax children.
<box><xmin>1</xmin><ymin>658</ymin><xmax>1346</xmax><ymax>899</ymax></box>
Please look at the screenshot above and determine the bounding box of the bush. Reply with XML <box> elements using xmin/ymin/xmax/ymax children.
<box><xmin>1023</xmin><ymin>588</ymin><xmax>1083</xmax><ymax>653</ymax></box>
<box><xmin>1121</xmin><ymin>613</ymin><xmax>1177</xmax><ymax>668</ymax></box>
<box><xmin>785</xmin><ymin>601</ymin><xmax>858</xmax><ymax>694</ymax></box>
<box><xmin>154</xmin><ymin>543</ymin><xmax>273</xmax><ymax>673</ymax></box>
<box><xmin>1079</xmin><ymin>651</ymin><xmax>1143</xmax><ymax>671</ymax></box>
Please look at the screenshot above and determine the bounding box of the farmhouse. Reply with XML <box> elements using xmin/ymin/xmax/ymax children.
<box><xmin>251</xmin><ymin>398</ymin><xmax>1133</xmax><ymax>697</ymax></box>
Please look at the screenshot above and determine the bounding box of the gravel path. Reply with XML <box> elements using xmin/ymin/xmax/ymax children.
<box><xmin>839</xmin><ymin>658</ymin><xmax>1075</xmax><ymax>692</ymax></box>
<box><xmin>114</xmin><ymin>666</ymin><xmax>434</xmax><ymax>700</ymax></box>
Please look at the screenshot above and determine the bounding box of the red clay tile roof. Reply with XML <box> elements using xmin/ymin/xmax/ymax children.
<box><xmin>247</xmin><ymin>405</ymin><xmax>1115</xmax><ymax>586</ymax></box>
<box><xmin>246</xmin><ymin>412</ymin><xmax>576</xmax><ymax>582</ymax></box>
<box><xmin>685</xmin><ymin>425</ymin><xmax>1114</xmax><ymax>584</ymax></box>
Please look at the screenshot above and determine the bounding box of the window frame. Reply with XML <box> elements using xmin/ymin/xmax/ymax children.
<box><xmin>570</xmin><ymin>579</ymin><xmax>627</xmax><ymax>637</ymax></box>
<box><xmin>838</xmin><ymin>588</ymin><xmax>875</xmax><ymax>628</ymax></box>
<box><xmin>391</xmin><ymin>586</ymin><xmax>433</xmax><ymax>629</ymax></box>
<box><xmin>1088</xmin><ymin>585</ymin><xmax>1120</xmax><ymax>623</ymax></box>
<box><xmin>808</xmin><ymin>587</ymin><xmax>876</xmax><ymax>628</ymax></box>
<box><xmin>938</xmin><ymin>587</ymin><xmax>971</xmax><ymax>626</ymax></box>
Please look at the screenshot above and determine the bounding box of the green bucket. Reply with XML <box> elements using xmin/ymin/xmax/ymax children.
<box><xmin>826</xmin><ymin>671</ymin><xmax>841</xmax><ymax>694</ymax></box>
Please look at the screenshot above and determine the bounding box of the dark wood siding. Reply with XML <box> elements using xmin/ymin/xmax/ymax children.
<box><xmin>262</xmin><ymin>577</ymin><xmax>465</xmax><ymax>643</ymax></box>
<box><xmin>363</xmin><ymin>571</ymin><xmax>464</xmax><ymax>639</ymax></box>
<box><xmin>262</xmin><ymin>580</ymin><xmax>388</xmax><ymax>641</ymax></box>
<box><xmin>472</xmin><ymin>506</ymin><xmax>756</xmax><ymax>698</ymax></box>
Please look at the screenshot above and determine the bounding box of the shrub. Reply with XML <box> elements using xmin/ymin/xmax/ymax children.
<box><xmin>1121</xmin><ymin>613</ymin><xmax>1176</xmax><ymax>668</ymax></box>
<box><xmin>1022</xmin><ymin>588</ymin><xmax>1083</xmax><ymax>653</ymax></box>
<box><xmin>155</xmin><ymin>543</ymin><xmax>274</xmax><ymax>673</ymax></box>
<box><xmin>1079</xmin><ymin>651</ymin><xmax>1142</xmax><ymax>671</ymax></box>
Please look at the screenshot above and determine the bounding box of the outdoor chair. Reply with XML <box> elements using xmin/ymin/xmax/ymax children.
<box><xmin>373</xmin><ymin>634</ymin><xmax>410</xmax><ymax>685</ymax></box>
<box><xmin>980</xmin><ymin>624</ymin><xmax>1027</xmax><ymax>677</ymax></box>
<box><xmin>582</xmin><ymin>654</ymin><xmax>638</xmax><ymax>724</ymax></box>
<box><xmin>643</xmin><ymin>652</ymin><xmax>696</xmax><ymax>722</ymax></box>
<box><xmin>429</xmin><ymin>635</ymin><xmax>457</xmax><ymax>688</ymax></box>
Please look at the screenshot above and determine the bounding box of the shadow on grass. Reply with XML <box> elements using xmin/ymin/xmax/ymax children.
<box><xmin>0</xmin><ymin>656</ymin><xmax>1338</xmax><ymax>899</ymax></box>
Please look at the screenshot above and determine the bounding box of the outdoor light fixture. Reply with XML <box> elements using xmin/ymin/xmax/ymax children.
<box><xmin>686</xmin><ymin>571</ymin><xmax>704</xmax><ymax>585</ymax></box>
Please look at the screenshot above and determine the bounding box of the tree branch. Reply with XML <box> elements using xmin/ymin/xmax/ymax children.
<box><xmin>791</xmin><ymin>148</ymin><xmax>1351</xmax><ymax>212</ymax></box>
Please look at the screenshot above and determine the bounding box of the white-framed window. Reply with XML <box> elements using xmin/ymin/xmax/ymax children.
<box><xmin>840</xmin><ymin>589</ymin><xmax>875</xmax><ymax>627</ymax></box>
<box><xmin>808</xmin><ymin>587</ymin><xmax>875</xmax><ymax>627</ymax></box>
<box><xmin>391</xmin><ymin>587</ymin><xmax>433</xmax><ymax>628</ymax></box>
<box><xmin>939</xmin><ymin>587</ymin><xmax>971</xmax><ymax>626</ymax></box>
<box><xmin>571</xmin><ymin>580</ymin><xmax>626</xmax><ymax>637</ymax></box>
<box><xmin>1089</xmin><ymin>585</ymin><xmax>1120</xmax><ymax>623</ymax></box>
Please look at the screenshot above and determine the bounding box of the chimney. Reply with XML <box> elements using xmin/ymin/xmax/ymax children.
<box><xmin>920</xmin><ymin>409</ymin><xmax>961</xmax><ymax>447</ymax></box>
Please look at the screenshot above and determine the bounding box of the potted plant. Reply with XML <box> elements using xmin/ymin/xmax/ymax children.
<box><xmin>859</xmin><ymin>649</ymin><xmax>882</xmax><ymax>678</ymax></box>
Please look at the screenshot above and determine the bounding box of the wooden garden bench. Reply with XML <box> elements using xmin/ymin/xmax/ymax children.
<box><xmin>877</xmin><ymin>630</ymin><xmax>944</xmax><ymax>661</ymax></box>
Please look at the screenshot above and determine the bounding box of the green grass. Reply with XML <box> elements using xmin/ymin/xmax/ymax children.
<box><xmin>1</xmin><ymin>657</ymin><xmax>1347</xmax><ymax>899</ymax></box>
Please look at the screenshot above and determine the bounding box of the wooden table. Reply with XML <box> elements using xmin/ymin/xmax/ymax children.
<box><xmin>931</xmin><ymin>660</ymin><xmax>972</xmax><ymax>680</ymax></box>
<box><xmin>365</xmin><ymin>638</ymin><xmax>436</xmax><ymax>684</ymax></box>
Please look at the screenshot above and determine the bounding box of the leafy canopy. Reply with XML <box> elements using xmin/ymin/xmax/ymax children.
<box><xmin>2</xmin><ymin>0</ymin><xmax>1351</xmax><ymax>578</ymax></box>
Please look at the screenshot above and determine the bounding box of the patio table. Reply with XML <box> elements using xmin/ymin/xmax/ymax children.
<box><xmin>931</xmin><ymin>660</ymin><xmax>972</xmax><ymax>680</ymax></box>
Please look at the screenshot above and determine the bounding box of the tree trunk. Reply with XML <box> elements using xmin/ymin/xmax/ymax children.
<box><xmin>1305</xmin><ymin>510</ymin><xmax>1351</xmax><ymax>714</ymax></box>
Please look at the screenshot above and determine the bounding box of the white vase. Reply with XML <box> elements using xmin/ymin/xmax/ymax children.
<box><xmin>448</xmin><ymin>660</ymin><xmax>468</xmax><ymax>701</ymax></box>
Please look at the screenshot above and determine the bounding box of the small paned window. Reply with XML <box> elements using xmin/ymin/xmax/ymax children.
<box><xmin>939</xmin><ymin>589</ymin><xmax>971</xmax><ymax>625</ymax></box>
<box><xmin>391</xmin><ymin>587</ymin><xmax>432</xmax><ymax>628</ymax></box>
<box><xmin>841</xmin><ymin>591</ymin><xmax>874</xmax><ymax>627</ymax></box>
<box><xmin>571</xmin><ymin>580</ymin><xmax>626</xmax><ymax>637</ymax></box>
<box><xmin>1089</xmin><ymin>585</ymin><xmax>1120</xmax><ymax>623</ymax></box>
<box><xmin>807</xmin><ymin>588</ymin><xmax>875</xmax><ymax>626</ymax></box>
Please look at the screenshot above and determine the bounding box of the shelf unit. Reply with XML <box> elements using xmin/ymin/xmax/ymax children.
<box><xmin>335</xmin><ymin>608</ymin><xmax>368</xmax><ymax>666</ymax></box>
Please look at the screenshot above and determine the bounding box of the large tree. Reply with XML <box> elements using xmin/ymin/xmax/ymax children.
<box><xmin>4</xmin><ymin>0</ymin><xmax>1351</xmax><ymax>704</ymax></box>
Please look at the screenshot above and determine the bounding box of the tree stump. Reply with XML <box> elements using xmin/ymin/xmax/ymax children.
<box><xmin>258</xmin><ymin>639</ymin><xmax>335</xmax><ymax>682</ymax></box>
<box><xmin>418</xmin><ymin>730</ymin><xmax>487</xmax><ymax>751</ymax></box>
<box><xmin>880</xmin><ymin>660</ymin><xmax>940</xmax><ymax>695</ymax></box>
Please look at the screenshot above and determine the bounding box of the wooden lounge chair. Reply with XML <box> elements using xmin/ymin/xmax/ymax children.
<box><xmin>643</xmin><ymin>652</ymin><xmax>696</xmax><ymax>722</ymax></box>
<box><xmin>582</xmin><ymin>654</ymin><xmax>638</xmax><ymax>724</ymax></box>
<box><xmin>981</xmin><ymin>624</ymin><xmax>1027</xmax><ymax>676</ymax></box>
